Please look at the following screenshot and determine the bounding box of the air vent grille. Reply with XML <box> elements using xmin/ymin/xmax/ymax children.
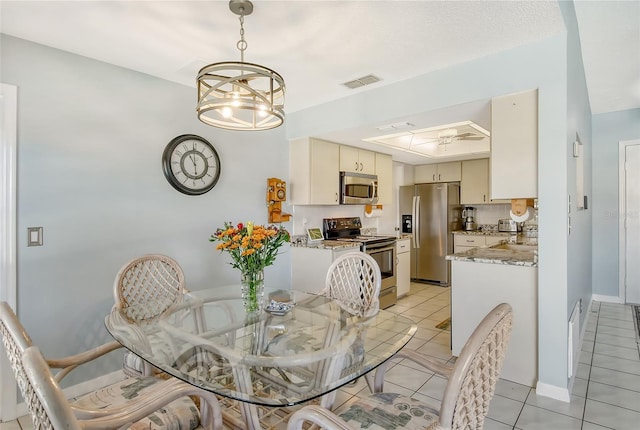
<box><xmin>342</xmin><ymin>74</ymin><xmax>382</xmax><ymax>89</ymax></box>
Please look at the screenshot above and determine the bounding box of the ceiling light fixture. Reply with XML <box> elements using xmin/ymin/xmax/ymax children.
<box><xmin>196</xmin><ymin>0</ymin><xmax>285</xmax><ymax>131</ymax></box>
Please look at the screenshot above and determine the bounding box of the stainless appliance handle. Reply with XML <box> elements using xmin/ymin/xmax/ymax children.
<box><xmin>369</xmin><ymin>179</ymin><xmax>377</xmax><ymax>203</ymax></box>
<box><xmin>412</xmin><ymin>195</ymin><xmax>420</xmax><ymax>248</ymax></box>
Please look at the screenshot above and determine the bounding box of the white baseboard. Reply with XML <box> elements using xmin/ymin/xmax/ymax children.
<box><xmin>16</xmin><ymin>370</ymin><xmax>124</xmax><ymax>417</ymax></box>
<box><xmin>592</xmin><ymin>294</ymin><xmax>624</xmax><ymax>304</ymax></box>
<box><xmin>535</xmin><ymin>381</ymin><xmax>570</xmax><ymax>402</ymax></box>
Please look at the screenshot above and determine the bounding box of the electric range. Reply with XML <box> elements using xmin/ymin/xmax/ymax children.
<box><xmin>322</xmin><ymin>217</ymin><xmax>397</xmax><ymax>309</ymax></box>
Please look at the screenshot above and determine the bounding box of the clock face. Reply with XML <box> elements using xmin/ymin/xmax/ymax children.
<box><xmin>162</xmin><ymin>134</ymin><xmax>221</xmax><ymax>195</ymax></box>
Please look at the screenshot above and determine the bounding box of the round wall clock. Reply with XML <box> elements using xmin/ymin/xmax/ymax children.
<box><xmin>162</xmin><ymin>134</ymin><xmax>221</xmax><ymax>195</ymax></box>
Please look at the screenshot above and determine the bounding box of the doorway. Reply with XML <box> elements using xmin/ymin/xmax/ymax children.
<box><xmin>0</xmin><ymin>83</ymin><xmax>18</xmax><ymax>421</ymax></box>
<box><xmin>620</xmin><ymin>139</ymin><xmax>640</xmax><ymax>304</ymax></box>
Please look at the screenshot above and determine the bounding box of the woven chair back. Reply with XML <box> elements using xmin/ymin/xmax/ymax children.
<box><xmin>114</xmin><ymin>254</ymin><xmax>186</xmax><ymax>323</ymax></box>
<box><xmin>324</xmin><ymin>252</ymin><xmax>381</xmax><ymax>317</ymax></box>
<box><xmin>440</xmin><ymin>303</ymin><xmax>513</xmax><ymax>430</ymax></box>
<box><xmin>0</xmin><ymin>302</ymin><xmax>59</xmax><ymax>429</ymax></box>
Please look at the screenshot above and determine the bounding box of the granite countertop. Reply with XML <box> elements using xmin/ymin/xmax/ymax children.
<box><xmin>452</xmin><ymin>230</ymin><xmax>514</xmax><ymax>237</ymax></box>
<box><xmin>290</xmin><ymin>240</ymin><xmax>360</xmax><ymax>250</ymax></box>
<box><xmin>446</xmin><ymin>241</ymin><xmax>538</xmax><ymax>267</ymax></box>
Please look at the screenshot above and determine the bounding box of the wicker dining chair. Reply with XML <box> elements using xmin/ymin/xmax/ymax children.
<box><xmin>286</xmin><ymin>303</ymin><xmax>514</xmax><ymax>430</ymax></box>
<box><xmin>0</xmin><ymin>301</ymin><xmax>222</xmax><ymax>430</ymax></box>
<box><xmin>323</xmin><ymin>252</ymin><xmax>382</xmax><ymax>318</ymax></box>
<box><xmin>113</xmin><ymin>254</ymin><xmax>187</xmax><ymax>377</ymax></box>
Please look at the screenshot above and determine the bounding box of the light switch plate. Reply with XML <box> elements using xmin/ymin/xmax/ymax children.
<box><xmin>27</xmin><ymin>227</ymin><xmax>43</xmax><ymax>246</ymax></box>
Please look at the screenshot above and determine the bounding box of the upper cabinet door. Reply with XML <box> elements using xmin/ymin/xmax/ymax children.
<box><xmin>414</xmin><ymin>162</ymin><xmax>461</xmax><ymax>183</ymax></box>
<box><xmin>375</xmin><ymin>153</ymin><xmax>393</xmax><ymax>205</ymax></box>
<box><xmin>358</xmin><ymin>149</ymin><xmax>376</xmax><ymax>175</ymax></box>
<box><xmin>339</xmin><ymin>145</ymin><xmax>360</xmax><ymax>173</ymax></box>
<box><xmin>461</xmin><ymin>159</ymin><xmax>489</xmax><ymax>204</ymax></box>
<box><xmin>290</xmin><ymin>137</ymin><xmax>340</xmax><ymax>205</ymax></box>
<box><xmin>339</xmin><ymin>146</ymin><xmax>376</xmax><ymax>174</ymax></box>
<box><xmin>491</xmin><ymin>89</ymin><xmax>538</xmax><ymax>199</ymax></box>
<box><xmin>437</xmin><ymin>161</ymin><xmax>461</xmax><ymax>182</ymax></box>
<box><xmin>414</xmin><ymin>164</ymin><xmax>438</xmax><ymax>183</ymax></box>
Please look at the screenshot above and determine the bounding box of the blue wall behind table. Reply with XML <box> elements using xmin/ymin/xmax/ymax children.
<box><xmin>1</xmin><ymin>34</ymin><xmax>291</xmax><ymax>386</ymax></box>
<box><xmin>592</xmin><ymin>108</ymin><xmax>640</xmax><ymax>298</ymax></box>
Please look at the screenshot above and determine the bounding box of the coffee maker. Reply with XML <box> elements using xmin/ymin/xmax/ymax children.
<box><xmin>462</xmin><ymin>206</ymin><xmax>477</xmax><ymax>231</ymax></box>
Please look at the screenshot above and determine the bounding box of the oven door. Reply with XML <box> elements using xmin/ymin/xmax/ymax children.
<box><xmin>364</xmin><ymin>242</ymin><xmax>397</xmax><ymax>308</ymax></box>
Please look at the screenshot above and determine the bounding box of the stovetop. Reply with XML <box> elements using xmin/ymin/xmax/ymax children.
<box><xmin>323</xmin><ymin>217</ymin><xmax>395</xmax><ymax>245</ymax></box>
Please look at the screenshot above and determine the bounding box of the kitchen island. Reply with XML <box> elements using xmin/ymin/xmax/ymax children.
<box><xmin>446</xmin><ymin>242</ymin><xmax>538</xmax><ymax>386</ymax></box>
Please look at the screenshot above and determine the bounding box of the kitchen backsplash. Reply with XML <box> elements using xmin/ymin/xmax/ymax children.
<box><xmin>288</xmin><ymin>201</ymin><xmax>538</xmax><ymax>238</ymax></box>
<box><xmin>473</xmin><ymin>203</ymin><xmax>538</xmax><ymax>226</ymax></box>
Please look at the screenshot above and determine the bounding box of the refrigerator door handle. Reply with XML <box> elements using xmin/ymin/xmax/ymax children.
<box><xmin>413</xmin><ymin>195</ymin><xmax>420</xmax><ymax>248</ymax></box>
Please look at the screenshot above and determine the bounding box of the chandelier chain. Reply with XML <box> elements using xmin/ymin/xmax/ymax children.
<box><xmin>237</xmin><ymin>14</ymin><xmax>247</xmax><ymax>63</ymax></box>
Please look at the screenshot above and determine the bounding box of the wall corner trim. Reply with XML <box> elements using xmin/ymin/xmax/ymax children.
<box><xmin>591</xmin><ymin>294</ymin><xmax>624</xmax><ymax>304</ymax></box>
<box><xmin>535</xmin><ymin>382</ymin><xmax>570</xmax><ymax>403</ymax></box>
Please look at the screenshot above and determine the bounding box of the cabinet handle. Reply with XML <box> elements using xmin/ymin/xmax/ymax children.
<box><xmin>355</xmin><ymin>162</ymin><xmax>358</xmax><ymax>171</ymax></box>
<box><xmin>438</xmin><ymin>174</ymin><xmax>441</xmax><ymax>181</ymax></box>
<box><xmin>335</xmin><ymin>192</ymin><xmax>338</xmax><ymax>202</ymax></box>
<box><xmin>360</xmin><ymin>162</ymin><xmax>363</xmax><ymax>171</ymax></box>
<box><xmin>432</xmin><ymin>174</ymin><xmax>436</xmax><ymax>181</ymax></box>
<box><xmin>483</xmin><ymin>194</ymin><xmax>486</xmax><ymax>202</ymax></box>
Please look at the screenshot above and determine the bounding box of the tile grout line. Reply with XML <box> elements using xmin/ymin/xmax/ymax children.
<box><xmin>580</xmin><ymin>302</ymin><xmax>599</xmax><ymax>430</ymax></box>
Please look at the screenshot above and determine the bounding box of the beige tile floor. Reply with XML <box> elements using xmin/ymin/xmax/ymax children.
<box><xmin>3</xmin><ymin>282</ymin><xmax>640</xmax><ymax>430</ymax></box>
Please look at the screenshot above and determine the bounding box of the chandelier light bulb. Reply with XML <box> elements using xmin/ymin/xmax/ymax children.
<box><xmin>221</xmin><ymin>107</ymin><xmax>233</xmax><ymax>118</ymax></box>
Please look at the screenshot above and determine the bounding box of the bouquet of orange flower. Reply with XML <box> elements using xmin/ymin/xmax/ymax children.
<box><xmin>210</xmin><ymin>221</ymin><xmax>290</xmax><ymax>274</ymax></box>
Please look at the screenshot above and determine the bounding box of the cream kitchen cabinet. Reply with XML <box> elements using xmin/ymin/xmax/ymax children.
<box><xmin>396</xmin><ymin>238</ymin><xmax>411</xmax><ymax>297</ymax></box>
<box><xmin>461</xmin><ymin>159</ymin><xmax>489</xmax><ymax>204</ymax></box>
<box><xmin>289</xmin><ymin>137</ymin><xmax>340</xmax><ymax>205</ymax></box>
<box><xmin>461</xmin><ymin>159</ymin><xmax>510</xmax><ymax>204</ymax></box>
<box><xmin>291</xmin><ymin>245</ymin><xmax>359</xmax><ymax>294</ymax></box>
<box><xmin>414</xmin><ymin>161</ymin><xmax>461</xmax><ymax>183</ymax></box>
<box><xmin>340</xmin><ymin>146</ymin><xmax>376</xmax><ymax>174</ymax></box>
<box><xmin>491</xmin><ymin>89</ymin><xmax>538</xmax><ymax>199</ymax></box>
<box><xmin>375</xmin><ymin>153</ymin><xmax>393</xmax><ymax>205</ymax></box>
<box><xmin>453</xmin><ymin>234</ymin><xmax>504</xmax><ymax>253</ymax></box>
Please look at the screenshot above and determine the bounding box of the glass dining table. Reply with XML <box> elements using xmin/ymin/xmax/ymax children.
<box><xmin>105</xmin><ymin>285</ymin><xmax>417</xmax><ymax>429</ymax></box>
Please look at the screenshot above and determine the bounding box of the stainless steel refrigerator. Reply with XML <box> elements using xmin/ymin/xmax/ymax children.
<box><xmin>399</xmin><ymin>183</ymin><xmax>461</xmax><ymax>285</ymax></box>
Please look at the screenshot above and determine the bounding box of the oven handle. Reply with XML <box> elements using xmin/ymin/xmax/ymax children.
<box><xmin>364</xmin><ymin>244</ymin><xmax>396</xmax><ymax>254</ymax></box>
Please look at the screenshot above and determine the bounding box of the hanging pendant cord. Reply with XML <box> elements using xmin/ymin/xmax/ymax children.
<box><xmin>237</xmin><ymin>13</ymin><xmax>247</xmax><ymax>63</ymax></box>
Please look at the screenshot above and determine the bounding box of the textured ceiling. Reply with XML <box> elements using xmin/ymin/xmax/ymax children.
<box><xmin>1</xmin><ymin>1</ymin><xmax>638</xmax><ymax>163</ymax></box>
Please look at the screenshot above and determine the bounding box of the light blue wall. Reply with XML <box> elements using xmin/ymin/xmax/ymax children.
<box><xmin>592</xmin><ymin>108</ymin><xmax>640</xmax><ymax>297</ymax></box>
<box><xmin>287</xmin><ymin>33</ymin><xmax>571</xmax><ymax>389</ymax></box>
<box><xmin>1</xmin><ymin>35</ymin><xmax>291</xmax><ymax>386</ymax></box>
<box><xmin>562</xmin><ymin>0</ymin><xmax>593</xmax><ymax>359</ymax></box>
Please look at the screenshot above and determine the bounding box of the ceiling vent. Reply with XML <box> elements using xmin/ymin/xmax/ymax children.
<box><xmin>342</xmin><ymin>74</ymin><xmax>382</xmax><ymax>89</ymax></box>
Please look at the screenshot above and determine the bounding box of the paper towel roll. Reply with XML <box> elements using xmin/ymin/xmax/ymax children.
<box><xmin>364</xmin><ymin>208</ymin><xmax>383</xmax><ymax>218</ymax></box>
<box><xmin>509</xmin><ymin>207</ymin><xmax>532</xmax><ymax>222</ymax></box>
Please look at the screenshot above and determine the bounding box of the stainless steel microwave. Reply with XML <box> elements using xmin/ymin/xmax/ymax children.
<box><xmin>340</xmin><ymin>171</ymin><xmax>378</xmax><ymax>205</ymax></box>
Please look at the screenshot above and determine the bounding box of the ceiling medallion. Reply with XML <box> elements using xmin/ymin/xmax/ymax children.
<box><xmin>196</xmin><ymin>0</ymin><xmax>285</xmax><ymax>131</ymax></box>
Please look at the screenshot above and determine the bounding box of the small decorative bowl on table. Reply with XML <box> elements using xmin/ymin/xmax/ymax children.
<box><xmin>265</xmin><ymin>300</ymin><xmax>295</xmax><ymax>316</ymax></box>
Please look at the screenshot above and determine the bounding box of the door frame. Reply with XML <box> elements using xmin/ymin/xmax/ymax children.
<box><xmin>618</xmin><ymin>139</ymin><xmax>640</xmax><ymax>303</ymax></box>
<box><xmin>0</xmin><ymin>83</ymin><xmax>18</xmax><ymax>421</ymax></box>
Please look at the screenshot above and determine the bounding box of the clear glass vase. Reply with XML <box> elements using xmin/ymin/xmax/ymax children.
<box><xmin>241</xmin><ymin>269</ymin><xmax>265</xmax><ymax>313</ymax></box>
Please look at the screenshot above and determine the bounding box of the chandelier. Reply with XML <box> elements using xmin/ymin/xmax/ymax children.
<box><xmin>196</xmin><ymin>0</ymin><xmax>285</xmax><ymax>131</ymax></box>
